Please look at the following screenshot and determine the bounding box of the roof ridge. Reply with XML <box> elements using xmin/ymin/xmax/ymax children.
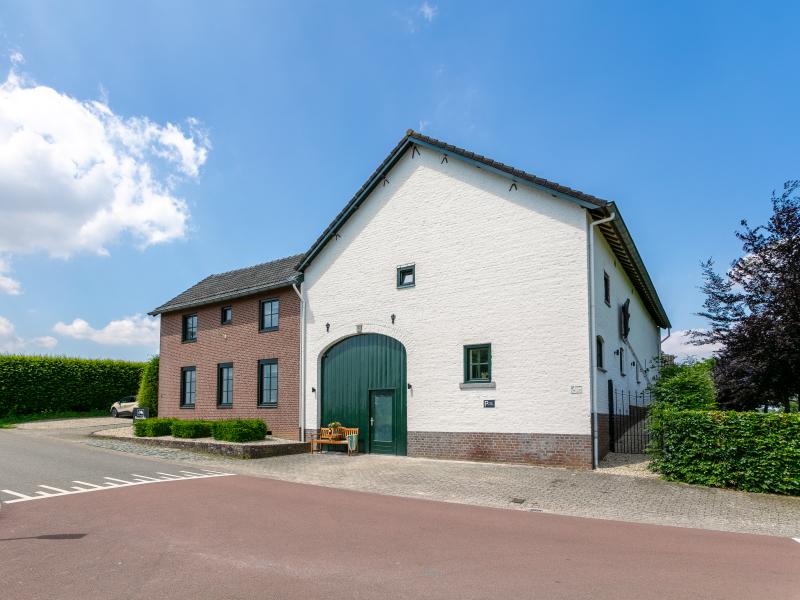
<box><xmin>208</xmin><ymin>253</ymin><xmax>305</xmax><ymax>279</ymax></box>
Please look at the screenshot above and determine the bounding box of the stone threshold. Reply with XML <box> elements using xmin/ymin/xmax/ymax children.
<box><xmin>91</xmin><ymin>428</ymin><xmax>309</xmax><ymax>459</ymax></box>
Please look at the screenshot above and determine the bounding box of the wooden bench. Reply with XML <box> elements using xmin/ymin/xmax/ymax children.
<box><xmin>310</xmin><ymin>427</ymin><xmax>359</xmax><ymax>456</ymax></box>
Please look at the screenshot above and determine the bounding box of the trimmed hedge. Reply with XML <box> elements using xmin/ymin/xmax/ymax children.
<box><xmin>133</xmin><ymin>418</ymin><xmax>176</xmax><ymax>437</ymax></box>
<box><xmin>137</xmin><ymin>356</ymin><xmax>159</xmax><ymax>416</ymax></box>
<box><xmin>212</xmin><ymin>419</ymin><xmax>267</xmax><ymax>443</ymax></box>
<box><xmin>0</xmin><ymin>355</ymin><xmax>145</xmax><ymax>418</ymax></box>
<box><xmin>171</xmin><ymin>419</ymin><xmax>213</xmax><ymax>438</ymax></box>
<box><xmin>648</xmin><ymin>409</ymin><xmax>800</xmax><ymax>496</ymax></box>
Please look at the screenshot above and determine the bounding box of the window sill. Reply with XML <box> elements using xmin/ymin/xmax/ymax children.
<box><xmin>179</xmin><ymin>405</ymin><xmax>195</xmax><ymax>409</ymax></box>
<box><xmin>459</xmin><ymin>382</ymin><xmax>496</xmax><ymax>390</ymax></box>
<box><xmin>181</xmin><ymin>338</ymin><xmax>197</xmax><ymax>344</ymax></box>
<box><xmin>259</xmin><ymin>327</ymin><xmax>279</xmax><ymax>333</ymax></box>
<box><xmin>604</xmin><ymin>300</ymin><xmax>611</xmax><ymax>307</ymax></box>
<box><xmin>257</xmin><ymin>404</ymin><xmax>279</xmax><ymax>409</ymax></box>
<box><xmin>217</xmin><ymin>404</ymin><xmax>233</xmax><ymax>409</ymax></box>
<box><xmin>597</xmin><ymin>367</ymin><xmax>607</xmax><ymax>373</ymax></box>
<box><xmin>396</xmin><ymin>284</ymin><xmax>415</xmax><ymax>290</ymax></box>
<box><xmin>221</xmin><ymin>321</ymin><xmax>232</xmax><ymax>326</ymax></box>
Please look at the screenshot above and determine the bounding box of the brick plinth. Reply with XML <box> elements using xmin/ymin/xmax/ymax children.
<box><xmin>407</xmin><ymin>431</ymin><xmax>592</xmax><ymax>468</ymax></box>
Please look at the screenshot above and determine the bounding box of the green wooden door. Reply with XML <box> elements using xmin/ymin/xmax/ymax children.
<box><xmin>369</xmin><ymin>389</ymin><xmax>396</xmax><ymax>454</ymax></box>
<box><xmin>321</xmin><ymin>334</ymin><xmax>407</xmax><ymax>455</ymax></box>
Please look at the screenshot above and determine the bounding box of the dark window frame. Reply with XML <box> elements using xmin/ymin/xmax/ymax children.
<box><xmin>596</xmin><ymin>337</ymin><xmax>605</xmax><ymax>370</ymax></box>
<box><xmin>180</xmin><ymin>366</ymin><xmax>196</xmax><ymax>408</ymax></box>
<box><xmin>217</xmin><ymin>362</ymin><xmax>234</xmax><ymax>407</ymax></box>
<box><xmin>603</xmin><ymin>272</ymin><xmax>611</xmax><ymax>306</ymax></box>
<box><xmin>182</xmin><ymin>314</ymin><xmax>198</xmax><ymax>343</ymax></box>
<box><xmin>463</xmin><ymin>343</ymin><xmax>492</xmax><ymax>383</ymax></box>
<box><xmin>257</xmin><ymin>359</ymin><xmax>279</xmax><ymax>408</ymax></box>
<box><xmin>259</xmin><ymin>298</ymin><xmax>280</xmax><ymax>332</ymax></box>
<box><xmin>619</xmin><ymin>347</ymin><xmax>626</xmax><ymax>376</ymax></box>
<box><xmin>396</xmin><ymin>264</ymin><xmax>416</xmax><ymax>289</ymax></box>
<box><xmin>221</xmin><ymin>306</ymin><xmax>233</xmax><ymax>325</ymax></box>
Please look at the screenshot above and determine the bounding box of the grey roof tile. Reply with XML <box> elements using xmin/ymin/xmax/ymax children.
<box><xmin>149</xmin><ymin>254</ymin><xmax>303</xmax><ymax>315</ymax></box>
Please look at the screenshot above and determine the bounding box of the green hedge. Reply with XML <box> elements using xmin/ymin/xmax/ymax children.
<box><xmin>133</xmin><ymin>418</ymin><xmax>176</xmax><ymax>437</ymax></box>
<box><xmin>171</xmin><ymin>419</ymin><xmax>212</xmax><ymax>438</ymax></box>
<box><xmin>137</xmin><ymin>356</ymin><xmax>159</xmax><ymax>416</ymax></box>
<box><xmin>648</xmin><ymin>409</ymin><xmax>800</xmax><ymax>495</ymax></box>
<box><xmin>0</xmin><ymin>355</ymin><xmax>145</xmax><ymax>418</ymax></box>
<box><xmin>212</xmin><ymin>419</ymin><xmax>267</xmax><ymax>443</ymax></box>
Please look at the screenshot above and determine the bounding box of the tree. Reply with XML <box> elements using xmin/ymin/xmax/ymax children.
<box><xmin>137</xmin><ymin>355</ymin><xmax>159</xmax><ymax>416</ymax></box>
<box><xmin>651</xmin><ymin>359</ymin><xmax>716</xmax><ymax>410</ymax></box>
<box><xmin>692</xmin><ymin>181</ymin><xmax>800</xmax><ymax>411</ymax></box>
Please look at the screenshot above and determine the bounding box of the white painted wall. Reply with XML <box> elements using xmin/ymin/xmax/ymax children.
<box><xmin>302</xmin><ymin>146</ymin><xmax>593</xmax><ymax>435</ymax></box>
<box><xmin>592</xmin><ymin>228</ymin><xmax>661</xmax><ymax>414</ymax></box>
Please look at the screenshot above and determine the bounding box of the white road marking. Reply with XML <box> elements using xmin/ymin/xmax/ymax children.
<box><xmin>2</xmin><ymin>489</ymin><xmax>33</xmax><ymax>500</ymax></box>
<box><xmin>793</xmin><ymin>537</ymin><xmax>800</xmax><ymax>544</ymax></box>
<box><xmin>38</xmin><ymin>485</ymin><xmax>69</xmax><ymax>493</ymax></box>
<box><xmin>72</xmin><ymin>481</ymin><xmax>103</xmax><ymax>489</ymax></box>
<box><xmin>104</xmin><ymin>477</ymin><xmax>134</xmax><ymax>484</ymax></box>
<box><xmin>1</xmin><ymin>470</ymin><xmax>234</xmax><ymax>504</ymax></box>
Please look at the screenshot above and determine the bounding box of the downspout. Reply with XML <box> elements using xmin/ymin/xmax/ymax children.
<box><xmin>589</xmin><ymin>211</ymin><xmax>616</xmax><ymax>468</ymax></box>
<box><xmin>292</xmin><ymin>282</ymin><xmax>306</xmax><ymax>442</ymax></box>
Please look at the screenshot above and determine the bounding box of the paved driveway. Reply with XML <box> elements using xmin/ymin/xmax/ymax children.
<box><xmin>87</xmin><ymin>434</ymin><xmax>800</xmax><ymax>538</ymax></box>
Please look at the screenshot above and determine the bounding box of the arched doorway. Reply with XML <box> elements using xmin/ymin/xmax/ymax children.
<box><xmin>320</xmin><ymin>333</ymin><xmax>407</xmax><ymax>455</ymax></box>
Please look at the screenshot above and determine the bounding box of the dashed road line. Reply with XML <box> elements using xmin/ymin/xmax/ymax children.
<box><xmin>1</xmin><ymin>470</ymin><xmax>233</xmax><ymax>504</ymax></box>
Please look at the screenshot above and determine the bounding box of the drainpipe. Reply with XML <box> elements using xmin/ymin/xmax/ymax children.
<box><xmin>292</xmin><ymin>282</ymin><xmax>306</xmax><ymax>442</ymax></box>
<box><xmin>589</xmin><ymin>211</ymin><xmax>616</xmax><ymax>468</ymax></box>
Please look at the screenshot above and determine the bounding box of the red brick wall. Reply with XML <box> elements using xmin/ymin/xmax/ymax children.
<box><xmin>158</xmin><ymin>287</ymin><xmax>300</xmax><ymax>440</ymax></box>
<box><xmin>407</xmin><ymin>431</ymin><xmax>593</xmax><ymax>468</ymax></box>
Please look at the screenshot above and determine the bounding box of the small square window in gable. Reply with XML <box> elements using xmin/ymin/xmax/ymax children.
<box><xmin>397</xmin><ymin>264</ymin><xmax>415</xmax><ymax>289</ymax></box>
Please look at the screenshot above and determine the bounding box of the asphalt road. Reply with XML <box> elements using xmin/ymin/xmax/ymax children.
<box><xmin>1</xmin><ymin>474</ymin><xmax>798</xmax><ymax>600</ymax></box>
<box><xmin>0</xmin><ymin>425</ymin><xmax>196</xmax><ymax>500</ymax></box>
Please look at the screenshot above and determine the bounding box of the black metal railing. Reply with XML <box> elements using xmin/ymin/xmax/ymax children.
<box><xmin>608</xmin><ymin>389</ymin><xmax>651</xmax><ymax>454</ymax></box>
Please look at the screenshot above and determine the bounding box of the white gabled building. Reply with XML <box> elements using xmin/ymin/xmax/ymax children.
<box><xmin>296</xmin><ymin>131</ymin><xmax>670</xmax><ymax>467</ymax></box>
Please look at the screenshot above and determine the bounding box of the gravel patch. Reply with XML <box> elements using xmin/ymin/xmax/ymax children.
<box><xmin>16</xmin><ymin>417</ymin><xmax>123</xmax><ymax>430</ymax></box>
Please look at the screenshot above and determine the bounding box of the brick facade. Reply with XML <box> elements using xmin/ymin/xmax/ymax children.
<box><xmin>158</xmin><ymin>287</ymin><xmax>300</xmax><ymax>440</ymax></box>
<box><xmin>407</xmin><ymin>431</ymin><xmax>593</xmax><ymax>468</ymax></box>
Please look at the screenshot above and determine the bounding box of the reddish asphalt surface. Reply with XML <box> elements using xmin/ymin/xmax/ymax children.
<box><xmin>1</xmin><ymin>475</ymin><xmax>797</xmax><ymax>600</ymax></box>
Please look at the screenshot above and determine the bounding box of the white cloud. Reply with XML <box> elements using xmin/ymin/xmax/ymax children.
<box><xmin>0</xmin><ymin>315</ymin><xmax>58</xmax><ymax>353</ymax></box>
<box><xmin>9</xmin><ymin>51</ymin><xmax>24</xmax><ymax>66</ymax></box>
<box><xmin>31</xmin><ymin>335</ymin><xmax>57</xmax><ymax>349</ymax></box>
<box><xmin>0</xmin><ymin>257</ymin><xmax>20</xmax><ymax>294</ymax></box>
<box><xmin>661</xmin><ymin>329</ymin><xmax>721</xmax><ymax>361</ymax></box>
<box><xmin>419</xmin><ymin>1</ymin><xmax>438</xmax><ymax>22</ymax></box>
<box><xmin>0</xmin><ymin>64</ymin><xmax>210</xmax><ymax>259</ymax></box>
<box><xmin>54</xmin><ymin>313</ymin><xmax>159</xmax><ymax>347</ymax></box>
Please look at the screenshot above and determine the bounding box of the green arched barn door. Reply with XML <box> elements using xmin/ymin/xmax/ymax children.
<box><xmin>320</xmin><ymin>334</ymin><xmax>407</xmax><ymax>455</ymax></box>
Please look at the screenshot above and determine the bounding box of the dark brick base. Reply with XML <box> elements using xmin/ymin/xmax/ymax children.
<box><xmin>407</xmin><ymin>431</ymin><xmax>592</xmax><ymax>468</ymax></box>
<box><xmin>597</xmin><ymin>414</ymin><xmax>610</xmax><ymax>460</ymax></box>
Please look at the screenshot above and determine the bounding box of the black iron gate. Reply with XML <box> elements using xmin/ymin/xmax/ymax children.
<box><xmin>608</xmin><ymin>389</ymin><xmax>651</xmax><ymax>454</ymax></box>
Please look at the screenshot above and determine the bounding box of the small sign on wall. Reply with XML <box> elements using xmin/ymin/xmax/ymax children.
<box><xmin>570</xmin><ymin>386</ymin><xmax>583</xmax><ymax>395</ymax></box>
<box><xmin>133</xmin><ymin>407</ymin><xmax>149</xmax><ymax>420</ymax></box>
<box><xmin>483</xmin><ymin>399</ymin><xmax>495</xmax><ymax>408</ymax></box>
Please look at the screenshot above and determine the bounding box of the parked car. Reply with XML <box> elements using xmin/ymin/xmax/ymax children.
<box><xmin>110</xmin><ymin>395</ymin><xmax>138</xmax><ymax>418</ymax></box>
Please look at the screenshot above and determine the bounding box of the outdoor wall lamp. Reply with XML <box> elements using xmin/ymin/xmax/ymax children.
<box><xmin>311</xmin><ymin>387</ymin><xmax>316</xmax><ymax>394</ymax></box>
<box><xmin>325</xmin><ymin>322</ymin><xmax>330</xmax><ymax>333</ymax></box>
<box><xmin>631</xmin><ymin>361</ymin><xmax>636</xmax><ymax>367</ymax></box>
<box><xmin>614</xmin><ymin>349</ymin><xmax>620</xmax><ymax>356</ymax></box>
<box><xmin>407</xmin><ymin>383</ymin><xmax>412</xmax><ymax>390</ymax></box>
<box><xmin>391</xmin><ymin>314</ymin><xmax>396</xmax><ymax>324</ymax></box>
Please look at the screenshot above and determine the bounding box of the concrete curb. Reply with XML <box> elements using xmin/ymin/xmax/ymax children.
<box><xmin>90</xmin><ymin>432</ymin><xmax>310</xmax><ymax>459</ymax></box>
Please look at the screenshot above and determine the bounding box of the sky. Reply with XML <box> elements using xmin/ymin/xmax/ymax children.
<box><xmin>0</xmin><ymin>1</ymin><xmax>798</xmax><ymax>361</ymax></box>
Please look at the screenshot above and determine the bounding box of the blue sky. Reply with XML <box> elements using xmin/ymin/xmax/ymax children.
<box><xmin>0</xmin><ymin>1</ymin><xmax>797</xmax><ymax>361</ymax></box>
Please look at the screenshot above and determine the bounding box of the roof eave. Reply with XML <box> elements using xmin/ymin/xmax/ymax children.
<box><xmin>148</xmin><ymin>275</ymin><xmax>302</xmax><ymax>317</ymax></box>
<box><xmin>592</xmin><ymin>203</ymin><xmax>671</xmax><ymax>329</ymax></box>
